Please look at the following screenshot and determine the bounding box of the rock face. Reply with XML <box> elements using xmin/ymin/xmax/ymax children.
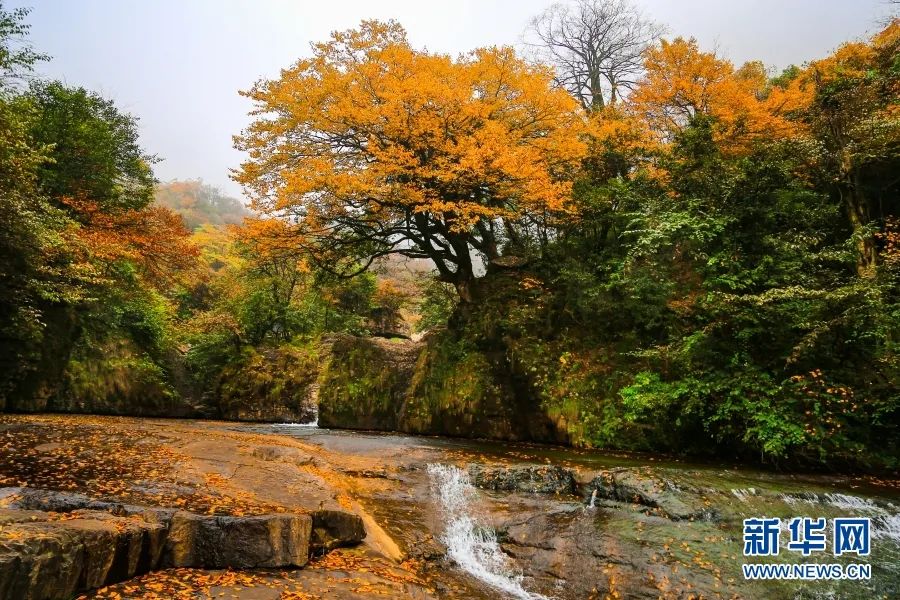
<box><xmin>585</xmin><ymin>468</ymin><xmax>718</xmax><ymax>521</ymax></box>
<box><xmin>317</xmin><ymin>332</ymin><xmax>558</xmax><ymax>442</ymax></box>
<box><xmin>0</xmin><ymin>488</ymin><xmax>363</xmax><ymax>599</ymax></box>
<box><xmin>467</xmin><ymin>464</ymin><xmax>576</xmax><ymax>495</ymax></box>
<box><xmin>4</xmin><ymin>322</ymin><xmax>559</xmax><ymax>445</ymax></box>
<box><xmin>163</xmin><ymin>511</ymin><xmax>311</xmax><ymax>569</ymax></box>
<box><xmin>399</xmin><ymin>333</ymin><xmax>534</xmax><ymax>441</ymax></box>
<box><xmin>214</xmin><ymin>345</ymin><xmax>319</xmax><ymax>423</ymax></box>
<box><xmin>3</xmin><ymin>336</ymin><xmax>201</xmax><ymax>418</ymax></box>
<box><xmin>310</xmin><ymin>509</ymin><xmax>367</xmax><ymax>553</ymax></box>
<box><xmin>4</xmin><ymin>324</ymin><xmax>560</xmax><ymax>444</ymax></box>
<box><xmin>317</xmin><ymin>334</ymin><xmax>420</xmax><ymax>431</ymax></box>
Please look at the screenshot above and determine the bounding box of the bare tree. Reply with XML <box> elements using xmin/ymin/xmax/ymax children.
<box><xmin>526</xmin><ymin>0</ymin><xmax>664</xmax><ymax>112</ymax></box>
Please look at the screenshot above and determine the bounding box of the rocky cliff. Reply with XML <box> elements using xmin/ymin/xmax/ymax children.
<box><xmin>2</xmin><ymin>327</ymin><xmax>565</xmax><ymax>443</ymax></box>
<box><xmin>317</xmin><ymin>331</ymin><xmax>560</xmax><ymax>442</ymax></box>
<box><xmin>214</xmin><ymin>344</ymin><xmax>319</xmax><ymax>423</ymax></box>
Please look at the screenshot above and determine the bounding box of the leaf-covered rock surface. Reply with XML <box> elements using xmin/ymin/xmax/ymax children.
<box><xmin>0</xmin><ymin>415</ymin><xmax>438</xmax><ymax>599</ymax></box>
<box><xmin>1</xmin><ymin>415</ymin><xmax>899</xmax><ymax>599</ymax></box>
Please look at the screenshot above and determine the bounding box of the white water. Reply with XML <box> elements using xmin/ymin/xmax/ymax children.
<box><xmin>278</xmin><ymin>419</ymin><xmax>318</xmax><ymax>427</ymax></box>
<box><xmin>817</xmin><ymin>494</ymin><xmax>900</xmax><ymax>543</ymax></box>
<box><xmin>729</xmin><ymin>490</ymin><xmax>900</xmax><ymax>544</ymax></box>
<box><xmin>730</xmin><ymin>488</ymin><xmax>759</xmax><ymax>502</ymax></box>
<box><xmin>426</xmin><ymin>463</ymin><xmax>550</xmax><ymax>600</ymax></box>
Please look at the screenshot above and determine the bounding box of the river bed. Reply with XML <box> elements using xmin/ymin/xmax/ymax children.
<box><xmin>232</xmin><ymin>423</ymin><xmax>900</xmax><ymax>600</ymax></box>
<box><xmin>2</xmin><ymin>415</ymin><xmax>896</xmax><ymax>600</ymax></box>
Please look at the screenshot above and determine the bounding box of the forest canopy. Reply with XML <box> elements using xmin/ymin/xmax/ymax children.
<box><xmin>155</xmin><ymin>180</ymin><xmax>249</xmax><ymax>230</ymax></box>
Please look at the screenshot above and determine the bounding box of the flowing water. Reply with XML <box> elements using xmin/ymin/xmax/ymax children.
<box><xmin>240</xmin><ymin>422</ymin><xmax>900</xmax><ymax>599</ymax></box>
<box><xmin>279</xmin><ymin>419</ymin><xmax>319</xmax><ymax>427</ymax></box>
<box><xmin>425</xmin><ymin>463</ymin><xmax>549</xmax><ymax>600</ymax></box>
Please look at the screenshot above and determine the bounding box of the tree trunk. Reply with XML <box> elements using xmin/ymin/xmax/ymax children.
<box><xmin>455</xmin><ymin>278</ymin><xmax>476</xmax><ymax>304</ymax></box>
<box><xmin>589</xmin><ymin>71</ymin><xmax>605</xmax><ymax>113</ymax></box>
<box><xmin>841</xmin><ymin>176</ymin><xmax>877</xmax><ymax>278</ymax></box>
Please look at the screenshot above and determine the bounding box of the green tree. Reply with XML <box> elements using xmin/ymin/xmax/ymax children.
<box><xmin>801</xmin><ymin>22</ymin><xmax>900</xmax><ymax>276</ymax></box>
<box><xmin>26</xmin><ymin>81</ymin><xmax>157</xmax><ymax>212</ymax></box>
<box><xmin>0</xmin><ymin>4</ymin><xmax>73</xmax><ymax>405</ymax></box>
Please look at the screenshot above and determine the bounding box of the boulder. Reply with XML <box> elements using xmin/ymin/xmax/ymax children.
<box><xmin>163</xmin><ymin>511</ymin><xmax>311</xmax><ymax>569</ymax></box>
<box><xmin>0</xmin><ymin>509</ymin><xmax>167</xmax><ymax>600</ymax></box>
<box><xmin>317</xmin><ymin>334</ymin><xmax>420</xmax><ymax>431</ymax></box>
<box><xmin>0</xmin><ymin>488</ymin><xmax>369</xmax><ymax>598</ymax></box>
<box><xmin>467</xmin><ymin>464</ymin><xmax>576</xmax><ymax>495</ymax></box>
<box><xmin>310</xmin><ymin>509</ymin><xmax>367</xmax><ymax>553</ymax></box>
<box><xmin>0</xmin><ymin>520</ymin><xmax>85</xmax><ymax>600</ymax></box>
<box><xmin>215</xmin><ymin>345</ymin><xmax>319</xmax><ymax>423</ymax></box>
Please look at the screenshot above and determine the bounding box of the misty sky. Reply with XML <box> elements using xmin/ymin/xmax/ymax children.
<box><xmin>10</xmin><ymin>0</ymin><xmax>896</xmax><ymax>200</ymax></box>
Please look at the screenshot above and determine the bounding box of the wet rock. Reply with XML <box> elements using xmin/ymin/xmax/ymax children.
<box><xmin>250</xmin><ymin>445</ymin><xmax>280</xmax><ymax>461</ymax></box>
<box><xmin>163</xmin><ymin>511</ymin><xmax>312</xmax><ymax>569</ymax></box>
<box><xmin>1</xmin><ymin>487</ymin><xmax>95</xmax><ymax>512</ymax></box>
<box><xmin>496</xmin><ymin>502</ymin><xmax>731</xmax><ymax>599</ymax></box>
<box><xmin>467</xmin><ymin>464</ymin><xmax>576</xmax><ymax>495</ymax></box>
<box><xmin>340</xmin><ymin>466</ymin><xmax>390</xmax><ymax>478</ymax></box>
<box><xmin>585</xmin><ymin>469</ymin><xmax>718</xmax><ymax>521</ymax></box>
<box><xmin>310</xmin><ymin>510</ymin><xmax>366</xmax><ymax>553</ymax></box>
<box><xmin>0</xmin><ymin>487</ymin><xmax>162</xmax><ymax>518</ymax></box>
<box><xmin>248</xmin><ymin>445</ymin><xmax>317</xmax><ymax>469</ymax></box>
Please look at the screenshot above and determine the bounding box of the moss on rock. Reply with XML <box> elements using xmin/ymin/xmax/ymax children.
<box><xmin>49</xmin><ymin>339</ymin><xmax>194</xmax><ymax>417</ymax></box>
<box><xmin>400</xmin><ymin>332</ymin><xmax>522</xmax><ymax>439</ymax></box>
<box><xmin>317</xmin><ymin>334</ymin><xmax>415</xmax><ymax>430</ymax></box>
<box><xmin>215</xmin><ymin>343</ymin><xmax>319</xmax><ymax>422</ymax></box>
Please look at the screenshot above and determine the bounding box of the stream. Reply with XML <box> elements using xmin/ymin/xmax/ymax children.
<box><xmin>238</xmin><ymin>423</ymin><xmax>900</xmax><ymax>600</ymax></box>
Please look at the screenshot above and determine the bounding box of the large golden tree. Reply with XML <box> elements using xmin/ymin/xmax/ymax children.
<box><xmin>234</xmin><ymin>21</ymin><xmax>587</xmax><ymax>302</ymax></box>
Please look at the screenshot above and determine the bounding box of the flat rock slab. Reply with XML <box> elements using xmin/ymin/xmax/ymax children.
<box><xmin>586</xmin><ymin>468</ymin><xmax>718</xmax><ymax>521</ymax></box>
<box><xmin>77</xmin><ymin>547</ymin><xmax>438</xmax><ymax>600</ymax></box>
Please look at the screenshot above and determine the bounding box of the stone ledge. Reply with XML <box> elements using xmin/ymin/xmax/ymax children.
<box><xmin>0</xmin><ymin>487</ymin><xmax>366</xmax><ymax>600</ymax></box>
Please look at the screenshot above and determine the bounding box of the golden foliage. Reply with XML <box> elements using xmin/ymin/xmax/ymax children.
<box><xmin>234</xmin><ymin>20</ymin><xmax>588</xmax><ymax>236</ymax></box>
<box><xmin>61</xmin><ymin>197</ymin><xmax>199</xmax><ymax>289</ymax></box>
<box><xmin>628</xmin><ymin>37</ymin><xmax>810</xmax><ymax>154</ymax></box>
<box><xmin>799</xmin><ymin>19</ymin><xmax>900</xmax><ymax>172</ymax></box>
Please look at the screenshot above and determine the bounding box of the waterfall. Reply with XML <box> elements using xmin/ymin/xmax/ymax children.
<box><xmin>426</xmin><ymin>463</ymin><xmax>549</xmax><ymax>600</ymax></box>
<box><xmin>281</xmin><ymin>420</ymin><xmax>318</xmax><ymax>427</ymax></box>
